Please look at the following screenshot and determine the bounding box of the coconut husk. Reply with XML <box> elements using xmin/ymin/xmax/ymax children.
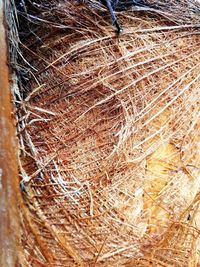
<box><xmin>6</xmin><ymin>0</ymin><xmax>200</xmax><ymax>266</ymax></box>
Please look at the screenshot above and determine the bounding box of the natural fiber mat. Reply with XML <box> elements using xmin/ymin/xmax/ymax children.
<box><xmin>6</xmin><ymin>1</ymin><xmax>200</xmax><ymax>266</ymax></box>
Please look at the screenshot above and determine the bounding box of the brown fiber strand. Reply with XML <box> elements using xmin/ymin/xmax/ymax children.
<box><xmin>6</xmin><ymin>0</ymin><xmax>200</xmax><ymax>266</ymax></box>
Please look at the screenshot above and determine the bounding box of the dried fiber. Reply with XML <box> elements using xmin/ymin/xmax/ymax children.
<box><xmin>6</xmin><ymin>0</ymin><xmax>200</xmax><ymax>266</ymax></box>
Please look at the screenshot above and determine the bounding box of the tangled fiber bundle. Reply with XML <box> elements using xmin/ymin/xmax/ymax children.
<box><xmin>6</xmin><ymin>0</ymin><xmax>200</xmax><ymax>266</ymax></box>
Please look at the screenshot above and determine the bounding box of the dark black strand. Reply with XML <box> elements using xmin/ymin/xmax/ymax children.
<box><xmin>100</xmin><ymin>0</ymin><xmax>123</xmax><ymax>33</ymax></box>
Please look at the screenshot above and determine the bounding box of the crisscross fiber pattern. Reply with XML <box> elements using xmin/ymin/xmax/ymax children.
<box><xmin>7</xmin><ymin>1</ymin><xmax>200</xmax><ymax>266</ymax></box>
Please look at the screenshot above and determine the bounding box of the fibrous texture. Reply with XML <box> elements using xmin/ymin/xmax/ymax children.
<box><xmin>8</xmin><ymin>0</ymin><xmax>200</xmax><ymax>266</ymax></box>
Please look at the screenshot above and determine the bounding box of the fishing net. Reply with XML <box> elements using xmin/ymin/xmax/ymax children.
<box><xmin>6</xmin><ymin>0</ymin><xmax>200</xmax><ymax>266</ymax></box>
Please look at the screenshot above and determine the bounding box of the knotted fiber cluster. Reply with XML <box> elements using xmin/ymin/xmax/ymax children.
<box><xmin>8</xmin><ymin>0</ymin><xmax>200</xmax><ymax>266</ymax></box>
